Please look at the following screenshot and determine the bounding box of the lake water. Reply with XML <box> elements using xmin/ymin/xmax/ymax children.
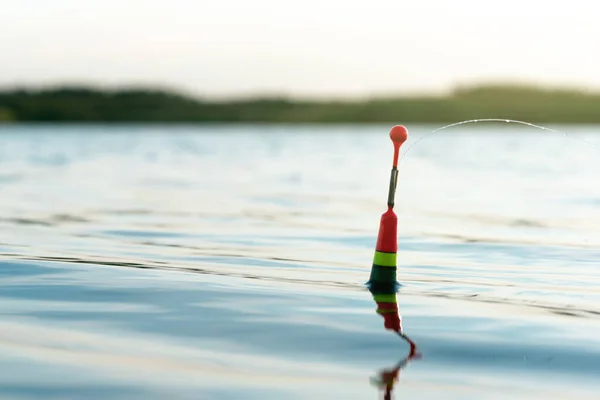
<box><xmin>0</xmin><ymin>123</ymin><xmax>599</xmax><ymax>399</ymax></box>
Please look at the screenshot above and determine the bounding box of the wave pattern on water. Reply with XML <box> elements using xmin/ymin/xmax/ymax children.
<box><xmin>1</xmin><ymin>124</ymin><xmax>599</xmax><ymax>399</ymax></box>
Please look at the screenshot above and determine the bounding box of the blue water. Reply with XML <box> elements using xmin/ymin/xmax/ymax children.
<box><xmin>1</xmin><ymin>124</ymin><xmax>599</xmax><ymax>399</ymax></box>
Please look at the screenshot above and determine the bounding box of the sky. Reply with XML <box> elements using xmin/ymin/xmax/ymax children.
<box><xmin>1</xmin><ymin>0</ymin><xmax>599</xmax><ymax>99</ymax></box>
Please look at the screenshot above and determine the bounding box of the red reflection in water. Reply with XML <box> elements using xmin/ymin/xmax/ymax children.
<box><xmin>370</xmin><ymin>290</ymin><xmax>422</xmax><ymax>399</ymax></box>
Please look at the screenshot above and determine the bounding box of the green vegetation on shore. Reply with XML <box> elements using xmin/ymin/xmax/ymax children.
<box><xmin>1</xmin><ymin>84</ymin><xmax>600</xmax><ymax>123</ymax></box>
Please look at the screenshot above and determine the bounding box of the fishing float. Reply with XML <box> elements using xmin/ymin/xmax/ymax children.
<box><xmin>366</xmin><ymin>125</ymin><xmax>408</xmax><ymax>292</ymax></box>
<box><xmin>366</xmin><ymin>125</ymin><xmax>417</xmax><ymax>349</ymax></box>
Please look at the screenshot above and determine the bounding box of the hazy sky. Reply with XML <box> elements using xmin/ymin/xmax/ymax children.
<box><xmin>1</xmin><ymin>0</ymin><xmax>599</xmax><ymax>98</ymax></box>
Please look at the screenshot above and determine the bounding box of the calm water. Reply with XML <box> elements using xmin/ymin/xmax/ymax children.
<box><xmin>1</xmin><ymin>123</ymin><xmax>599</xmax><ymax>399</ymax></box>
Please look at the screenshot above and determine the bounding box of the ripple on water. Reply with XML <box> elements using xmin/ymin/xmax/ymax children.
<box><xmin>1</xmin><ymin>125</ymin><xmax>600</xmax><ymax>399</ymax></box>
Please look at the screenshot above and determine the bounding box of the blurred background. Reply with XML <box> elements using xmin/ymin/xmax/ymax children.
<box><xmin>1</xmin><ymin>1</ymin><xmax>600</xmax><ymax>400</ymax></box>
<box><xmin>1</xmin><ymin>0</ymin><xmax>600</xmax><ymax>123</ymax></box>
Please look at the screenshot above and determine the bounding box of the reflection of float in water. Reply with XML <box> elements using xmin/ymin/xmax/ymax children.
<box><xmin>369</xmin><ymin>344</ymin><xmax>421</xmax><ymax>400</ymax></box>
<box><xmin>369</xmin><ymin>289</ymin><xmax>422</xmax><ymax>400</ymax></box>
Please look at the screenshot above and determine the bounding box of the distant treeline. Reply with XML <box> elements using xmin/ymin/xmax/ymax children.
<box><xmin>1</xmin><ymin>84</ymin><xmax>600</xmax><ymax>123</ymax></box>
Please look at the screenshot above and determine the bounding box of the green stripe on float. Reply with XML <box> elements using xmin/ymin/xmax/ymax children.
<box><xmin>373</xmin><ymin>293</ymin><xmax>397</xmax><ymax>303</ymax></box>
<box><xmin>368</xmin><ymin>264</ymin><xmax>397</xmax><ymax>282</ymax></box>
<box><xmin>373</xmin><ymin>251</ymin><xmax>396</xmax><ymax>267</ymax></box>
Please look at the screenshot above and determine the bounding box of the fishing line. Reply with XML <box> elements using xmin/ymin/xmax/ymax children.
<box><xmin>398</xmin><ymin>118</ymin><xmax>597</xmax><ymax>165</ymax></box>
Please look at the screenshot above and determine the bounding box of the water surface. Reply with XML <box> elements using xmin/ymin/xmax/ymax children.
<box><xmin>1</xmin><ymin>123</ymin><xmax>599</xmax><ymax>399</ymax></box>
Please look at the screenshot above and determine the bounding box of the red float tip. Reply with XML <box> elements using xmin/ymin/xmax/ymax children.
<box><xmin>390</xmin><ymin>125</ymin><xmax>408</xmax><ymax>167</ymax></box>
<box><xmin>389</xmin><ymin>125</ymin><xmax>408</xmax><ymax>145</ymax></box>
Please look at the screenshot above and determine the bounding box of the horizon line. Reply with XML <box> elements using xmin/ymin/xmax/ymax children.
<box><xmin>1</xmin><ymin>79</ymin><xmax>599</xmax><ymax>102</ymax></box>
